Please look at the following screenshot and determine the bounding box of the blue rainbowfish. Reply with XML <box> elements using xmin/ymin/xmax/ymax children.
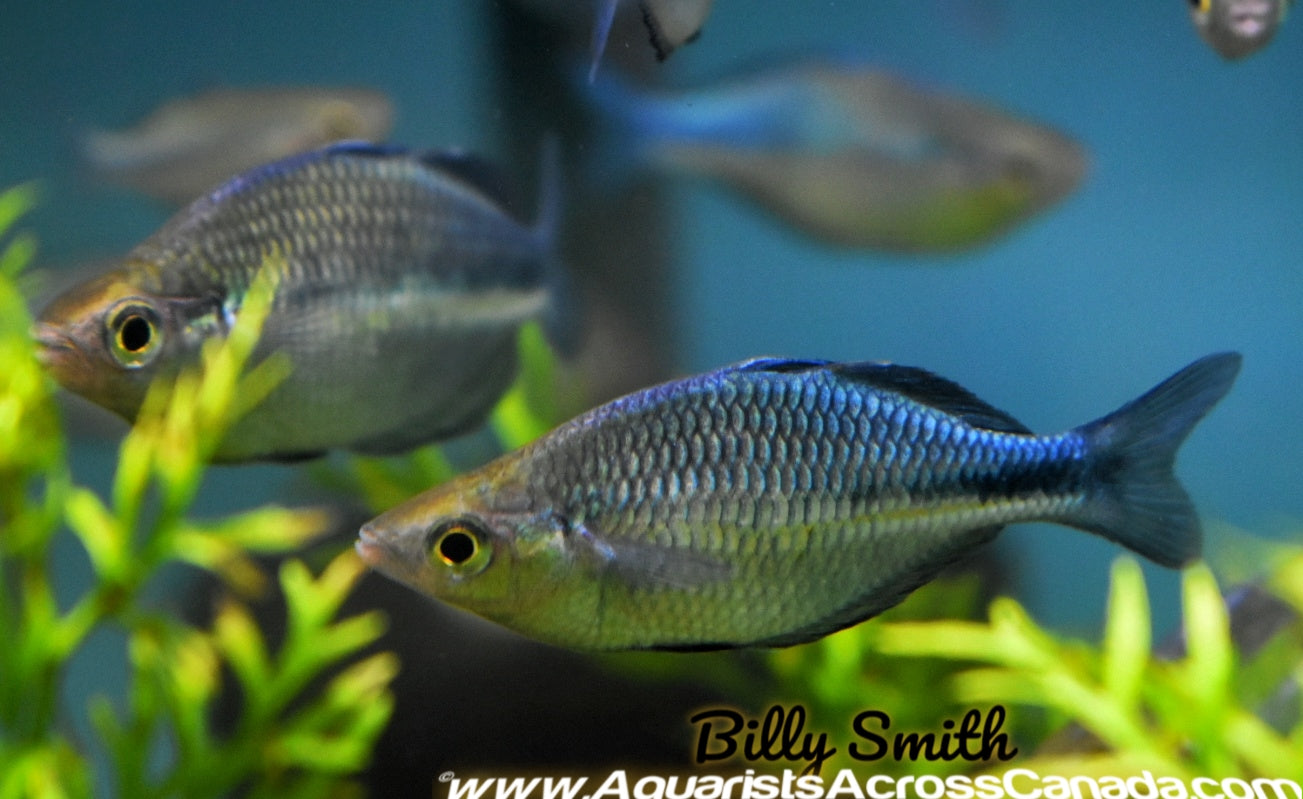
<box><xmin>36</xmin><ymin>141</ymin><xmax>569</xmax><ymax>463</ymax></box>
<box><xmin>582</xmin><ymin>61</ymin><xmax>1086</xmax><ymax>253</ymax></box>
<box><xmin>357</xmin><ymin>352</ymin><xmax>1240</xmax><ymax>651</ymax></box>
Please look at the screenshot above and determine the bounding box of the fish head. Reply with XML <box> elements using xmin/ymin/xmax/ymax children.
<box><xmin>1190</xmin><ymin>0</ymin><xmax>1287</xmax><ymax>59</ymax></box>
<box><xmin>33</xmin><ymin>264</ymin><xmax>215</xmax><ymax>421</ymax></box>
<box><xmin>982</xmin><ymin>124</ymin><xmax>1087</xmax><ymax>216</ymax></box>
<box><xmin>356</xmin><ymin>457</ymin><xmax>572</xmax><ymax>618</ymax></box>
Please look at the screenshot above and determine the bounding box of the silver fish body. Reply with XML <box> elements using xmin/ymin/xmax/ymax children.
<box><xmin>1190</xmin><ymin>0</ymin><xmax>1292</xmax><ymax>60</ymax></box>
<box><xmin>357</xmin><ymin>353</ymin><xmax>1241</xmax><ymax>651</ymax></box>
<box><xmin>36</xmin><ymin>141</ymin><xmax>563</xmax><ymax>462</ymax></box>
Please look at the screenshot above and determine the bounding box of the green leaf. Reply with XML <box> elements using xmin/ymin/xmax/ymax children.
<box><xmin>63</xmin><ymin>488</ymin><xmax>125</xmax><ymax>582</ymax></box>
<box><xmin>214</xmin><ymin>600</ymin><xmax>272</xmax><ymax>705</ymax></box>
<box><xmin>0</xmin><ymin>182</ymin><xmax>38</xmax><ymax>240</ymax></box>
<box><xmin>1101</xmin><ymin>557</ymin><xmax>1150</xmax><ymax>709</ymax></box>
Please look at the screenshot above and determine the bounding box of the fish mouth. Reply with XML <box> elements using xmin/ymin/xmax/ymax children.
<box><xmin>30</xmin><ymin>322</ymin><xmax>78</xmax><ymax>368</ymax></box>
<box><xmin>1229</xmin><ymin>0</ymin><xmax>1273</xmax><ymax>35</ymax></box>
<box><xmin>355</xmin><ymin>523</ymin><xmax>391</xmax><ymax>569</ymax></box>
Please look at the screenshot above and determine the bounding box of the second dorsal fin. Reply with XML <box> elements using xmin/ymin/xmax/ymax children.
<box><xmin>833</xmin><ymin>361</ymin><xmax>1032</xmax><ymax>434</ymax></box>
<box><xmin>731</xmin><ymin>357</ymin><xmax>1030</xmax><ymax>434</ymax></box>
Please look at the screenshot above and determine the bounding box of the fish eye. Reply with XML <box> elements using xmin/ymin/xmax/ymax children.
<box><xmin>427</xmin><ymin>518</ymin><xmax>493</xmax><ymax>576</ymax></box>
<box><xmin>106</xmin><ymin>301</ymin><xmax>164</xmax><ymax>368</ymax></box>
<box><xmin>1189</xmin><ymin>0</ymin><xmax>1211</xmax><ymax>11</ymax></box>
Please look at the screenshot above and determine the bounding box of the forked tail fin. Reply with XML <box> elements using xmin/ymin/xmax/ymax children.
<box><xmin>1074</xmin><ymin>352</ymin><xmax>1242</xmax><ymax>567</ymax></box>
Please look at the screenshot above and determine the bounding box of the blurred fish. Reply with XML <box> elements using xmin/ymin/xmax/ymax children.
<box><xmin>583</xmin><ymin>62</ymin><xmax>1087</xmax><ymax>253</ymax></box>
<box><xmin>640</xmin><ymin>0</ymin><xmax>714</xmax><ymax>61</ymax></box>
<box><xmin>35</xmin><ymin>140</ymin><xmax>568</xmax><ymax>463</ymax></box>
<box><xmin>82</xmin><ymin>87</ymin><xmax>394</xmax><ymax>204</ymax></box>
<box><xmin>357</xmin><ymin>352</ymin><xmax>1240</xmax><ymax>651</ymax></box>
<box><xmin>1189</xmin><ymin>0</ymin><xmax>1292</xmax><ymax>60</ymax></box>
<box><xmin>516</xmin><ymin>0</ymin><xmax>712</xmax><ymax>81</ymax></box>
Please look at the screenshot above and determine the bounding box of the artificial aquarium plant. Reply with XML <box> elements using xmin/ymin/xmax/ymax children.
<box><xmin>0</xmin><ymin>184</ymin><xmax>396</xmax><ymax>798</ymax></box>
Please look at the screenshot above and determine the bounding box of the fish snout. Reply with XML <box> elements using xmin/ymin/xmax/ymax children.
<box><xmin>30</xmin><ymin>322</ymin><xmax>77</xmax><ymax>369</ymax></box>
<box><xmin>355</xmin><ymin>522</ymin><xmax>393</xmax><ymax>568</ymax></box>
<box><xmin>1228</xmin><ymin>0</ymin><xmax>1274</xmax><ymax>35</ymax></box>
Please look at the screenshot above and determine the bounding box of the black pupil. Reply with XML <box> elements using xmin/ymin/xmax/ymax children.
<box><xmin>439</xmin><ymin>530</ymin><xmax>476</xmax><ymax>564</ymax></box>
<box><xmin>119</xmin><ymin>315</ymin><xmax>152</xmax><ymax>352</ymax></box>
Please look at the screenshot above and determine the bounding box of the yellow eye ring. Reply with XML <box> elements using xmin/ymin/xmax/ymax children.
<box><xmin>106</xmin><ymin>301</ymin><xmax>163</xmax><ymax>368</ymax></box>
<box><xmin>428</xmin><ymin>519</ymin><xmax>493</xmax><ymax>576</ymax></box>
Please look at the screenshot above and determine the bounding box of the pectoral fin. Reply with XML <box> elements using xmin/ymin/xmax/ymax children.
<box><xmin>568</xmin><ymin>520</ymin><xmax>732</xmax><ymax>589</ymax></box>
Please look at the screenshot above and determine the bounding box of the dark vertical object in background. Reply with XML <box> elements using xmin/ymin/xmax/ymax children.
<box><xmin>351</xmin><ymin>6</ymin><xmax>711</xmax><ymax>796</ymax></box>
<box><xmin>489</xmin><ymin>0</ymin><xmax>678</xmax><ymax>404</ymax></box>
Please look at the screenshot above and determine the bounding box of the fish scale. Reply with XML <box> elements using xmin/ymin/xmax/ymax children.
<box><xmin>36</xmin><ymin>141</ymin><xmax>564</xmax><ymax>462</ymax></box>
<box><xmin>358</xmin><ymin>352</ymin><xmax>1240</xmax><ymax>650</ymax></box>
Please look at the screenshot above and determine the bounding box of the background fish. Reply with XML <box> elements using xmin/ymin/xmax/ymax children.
<box><xmin>36</xmin><ymin>140</ymin><xmax>568</xmax><ymax>463</ymax></box>
<box><xmin>583</xmin><ymin>62</ymin><xmax>1087</xmax><ymax>253</ymax></box>
<box><xmin>640</xmin><ymin>0</ymin><xmax>714</xmax><ymax>61</ymax></box>
<box><xmin>515</xmin><ymin>0</ymin><xmax>713</xmax><ymax>81</ymax></box>
<box><xmin>82</xmin><ymin>86</ymin><xmax>395</xmax><ymax>205</ymax></box>
<box><xmin>1190</xmin><ymin>0</ymin><xmax>1292</xmax><ymax>60</ymax></box>
<box><xmin>357</xmin><ymin>352</ymin><xmax>1240</xmax><ymax>651</ymax></box>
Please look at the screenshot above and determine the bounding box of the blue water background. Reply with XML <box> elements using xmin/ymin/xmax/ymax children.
<box><xmin>1</xmin><ymin>1</ymin><xmax>1300</xmax><ymax>639</ymax></box>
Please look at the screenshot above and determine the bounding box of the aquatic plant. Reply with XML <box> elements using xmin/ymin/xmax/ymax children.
<box><xmin>868</xmin><ymin>561</ymin><xmax>1282</xmax><ymax>775</ymax></box>
<box><xmin>741</xmin><ymin>555</ymin><xmax>1303</xmax><ymax>779</ymax></box>
<box><xmin>0</xmin><ymin>187</ymin><xmax>396</xmax><ymax>798</ymax></box>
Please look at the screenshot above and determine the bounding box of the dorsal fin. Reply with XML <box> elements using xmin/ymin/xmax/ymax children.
<box><xmin>727</xmin><ymin>357</ymin><xmax>1029</xmax><ymax>434</ymax></box>
<box><xmin>731</xmin><ymin>356</ymin><xmax>831</xmax><ymax>373</ymax></box>
<box><xmin>320</xmin><ymin>139</ymin><xmax>404</xmax><ymax>159</ymax></box>
<box><xmin>319</xmin><ymin>141</ymin><xmax>520</xmax><ymax>212</ymax></box>
<box><xmin>417</xmin><ymin>149</ymin><xmax>519</xmax><ymax>212</ymax></box>
<box><xmin>833</xmin><ymin>362</ymin><xmax>1032</xmax><ymax>434</ymax></box>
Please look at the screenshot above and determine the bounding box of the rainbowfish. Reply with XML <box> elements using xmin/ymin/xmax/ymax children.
<box><xmin>1189</xmin><ymin>0</ymin><xmax>1292</xmax><ymax>60</ymax></box>
<box><xmin>35</xmin><ymin>140</ymin><xmax>567</xmax><ymax>463</ymax></box>
<box><xmin>583</xmin><ymin>61</ymin><xmax>1086</xmax><ymax>253</ymax></box>
<box><xmin>83</xmin><ymin>86</ymin><xmax>394</xmax><ymax>204</ymax></box>
<box><xmin>357</xmin><ymin>352</ymin><xmax>1241</xmax><ymax>651</ymax></box>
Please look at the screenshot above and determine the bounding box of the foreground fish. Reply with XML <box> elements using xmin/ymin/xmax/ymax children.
<box><xmin>36</xmin><ymin>141</ymin><xmax>565</xmax><ymax>462</ymax></box>
<box><xmin>1190</xmin><ymin>0</ymin><xmax>1292</xmax><ymax>60</ymax></box>
<box><xmin>83</xmin><ymin>87</ymin><xmax>394</xmax><ymax>204</ymax></box>
<box><xmin>584</xmin><ymin>62</ymin><xmax>1086</xmax><ymax>252</ymax></box>
<box><xmin>357</xmin><ymin>352</ymin><xmax>1241</xmax><ymax>651</ymax></box>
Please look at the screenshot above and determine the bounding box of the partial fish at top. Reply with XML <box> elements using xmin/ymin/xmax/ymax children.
<box><xmin>36</xmin><ymin>140</ymin><xmax>569</xmax><ymax>463</ymax></box>
<box><xmin>516</xmin><ymin>0</ymin><xmax>713</xmax><ymax>81</ymax></box>
<box><xmin>82</xmin><ymin>86</ymin><xmax>395</xmax><ymax>205</ymax></box>
<box><xmin>357</xmin><ymin>352</ymin><xmax>1240</xmax><ymax>651</ymax></box>
<box><xmin>582</xmin><ymin>61</ymin><xmax>1087</xmax><ymax>253</ymax></box>
<box><xmin>1189</xmin><ymin>0</ymin><xmax>1293</xmax><ymax>59</ymax></box>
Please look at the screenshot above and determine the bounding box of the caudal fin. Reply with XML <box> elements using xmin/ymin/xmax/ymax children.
<box><xmin>1075</xmin><ymin>352</ymin><xmax>1242</xmax><ymax>568</ymax></box>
